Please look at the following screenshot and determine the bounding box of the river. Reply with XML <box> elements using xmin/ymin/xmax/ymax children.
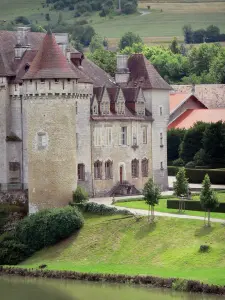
<box><xmin>0</xmin><ymin>276</ymin><xmax>223</xmax><ymax>300</ymax></box>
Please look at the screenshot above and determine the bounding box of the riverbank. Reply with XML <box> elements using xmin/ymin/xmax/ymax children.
<box><xmin>1</xmin><ymin>266</ymin><xmax>225</xmax><ymax>296</ymax></box>
<box><xmin>15</xmin><ymin>213</ymin><xmax>225</xmax><ymax>286</ymax></box>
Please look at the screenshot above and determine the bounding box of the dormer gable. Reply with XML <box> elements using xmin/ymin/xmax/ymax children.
<box><xmin>91</xmin><ymin>96</ymin><xmax>99</xmax><ymax>115</ymax></box>
<box><xmin>135</xmin><ymin>88</ymin><xmax>145</xmax><ymax>116</ymax></box>
<box><xmin>115</xmin><ymin>88</ymin><xmax>125</xmax><ymax>115</ymax></box>
<box><xmin>100</xmin><ymin>88</ymin><xmax>110</xmax><ymax>115</ymax></box>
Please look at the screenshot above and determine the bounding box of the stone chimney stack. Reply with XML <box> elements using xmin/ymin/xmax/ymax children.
<box><xmin>15</xmin><ymin>27</ymin><xmax>31</xmax><ymax>59</ymax></box>
<box><xmin>115</xmin><ymin>54</ymin><xmax>130</xmax><ymax>84</ymax></box>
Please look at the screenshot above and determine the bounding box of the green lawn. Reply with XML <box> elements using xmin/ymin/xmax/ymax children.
<box><xmin>115</xmin><ymin>193</ymin><xmax>225</xmax><ymax>220</ymax></box>
<box><xmin>1</xmin><ymin>1</ymin><xmax>225</xmax><ymax>44</ymax></box>
<box><xmin>20</xmin><ymin>213</ymin><xmax>225</xmax><ymax>285</ymax></box>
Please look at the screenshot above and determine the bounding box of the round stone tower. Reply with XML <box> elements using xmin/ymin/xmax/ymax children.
<box><xmin>22</xmin><ymin>30</ymin><xmax>79</xmax><ymax>212</ymax></box>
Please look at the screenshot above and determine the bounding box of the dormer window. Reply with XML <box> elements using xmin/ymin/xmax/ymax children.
<box><xmin>29</xmin><ymin>80</ymin><xmax>32</xmax><ymax>84</ymax></box>
<box><xmin>117</xmin><ymin>102</ymin><xmax>125</xmax><ymax>115</ymax></box>
<box><xmin>101</xmin><ymin>101</ymin><xmax>110</xmax><ymax>115</ymax></box>
<box><xmin>25</xmin><ymin>64</ymin><xmax>30</xmax><ymax>73</ymax></box>
<box><xmin>55</xmin><ymin>79</ymin><xmax>59</xmax><ymax>83</ymax></box>
<box><xmin>41</xmin><ymin>79</ymin><xmax>45</xmax><ymax>84</ymax></box>
<box><xmin>136</xmin><ymin>101</ymin><xmax>145</xmax><ymax>116</ymax></box>
<box><xmin>93</xmin><ymin>104</ymin><xmax>98</xmax><ymax>115</ymax></box>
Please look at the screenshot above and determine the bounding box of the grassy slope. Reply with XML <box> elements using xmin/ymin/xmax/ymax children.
<box><xmin>0</xmin><ymin>1</ymin><xmax>225</xmax><ymax>43</ymax></box>
<box><xmin>21</xmin><ymin>213</ymin><xmax>225</xmax><ymax>285</ymax></box>
<box><xmin>115</xmin><ymin>193</ymin><xmax>225</xmax><ymax>220</ymax></box>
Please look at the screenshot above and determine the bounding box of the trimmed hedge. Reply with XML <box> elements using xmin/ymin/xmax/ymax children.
<box><xmin>167</xmin><ymin>200</ymin><xmax>225</xmax><ymax>212</ymax></box>
<box><xmin>168</xmin><ymin>167</ymin><xmax>225</xmax><ymax>184</ymax></box>
<box><xmin>75</xmin><ymin>202</ymin><xmax>133</xmax><ymax>215</ymax></box>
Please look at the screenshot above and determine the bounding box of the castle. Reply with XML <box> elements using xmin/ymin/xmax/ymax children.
<box><xmin>0</xmin><ymin>27</ymin><xmax>171</xmax><ymax>212</ymax></box>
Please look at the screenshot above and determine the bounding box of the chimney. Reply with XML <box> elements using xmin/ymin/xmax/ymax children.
<box><xmin>55</xmin><ymin>33</ymin><xmax>68</xmax><ymax>56</ymax></box>
<box><xmin>15</xmin><ymin>27</ymin><xmax>31</xmax><ymax>59</ymax></box>
<box><xmin>115</xmin><ymin>54</ymin><xmax>130</xmax><ymax>84</ymax></box>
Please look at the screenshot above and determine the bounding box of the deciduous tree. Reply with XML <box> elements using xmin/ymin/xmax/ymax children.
<box><xmin>143</xmin><ymin>178</ymin><xmax>161</xmax><ymax>222</ymax></box>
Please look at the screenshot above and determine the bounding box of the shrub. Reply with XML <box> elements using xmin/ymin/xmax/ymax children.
<box><xmin>167</xmin><ymin>199</ymin><xmax>225</xmax><ymax>212</ymax></box>
<box><xmin>14</xmin><ymin>16</ymin><xmax>30</xmax><ymax>25</ymax></box>
<box><xmin>73</xmin><ymin>186</ymin><xmax>88</xmax><ymax>203</ymax></box>
<box><xmin>194</xmin><ymin>148</ymin><xmax>206</xmax><ymax>166</ymax></box>
<box><xmin>185</xmin><ymin>161</ymin><xmax>195</xmax><ymax>168</ymax></box>
<box><xmin>168</xmin><ymin>166</ymin><xmax>179</xmax><ymax>176</ymax></box>
<box><xmin>172</xmin><ymin>279</ymin><xmax>188</xmax><ymax>291</ymax></box>
<box><xmin>15</xmin><ymin>206</ymin><xmax>84</xmax><ymax>251</ymax></box>
<box><xmin>0</xmin><ymin>239</ymin><xmax>33</xmax><ymax>265</ymax></box>
<box><xmin>76</xmin><ymin>202</ymin><xmax>132</xmax><ymax>215</ymax></box>
<box><xmin>186</xmin><ymin>168</ymin><xmax>225</xmax><ymax>184</ymax></box>
<box><xmin>199</xmin><ymin>245</ymin><xmax>210</xmax><ymax>253</ymax></box>
<box><xmin>172</xmin><ymin>158</ymin><xmax>184</xmax><ymax>167</ymax></box>
<box><xmin>167</xmin><ymin>128</ymin><xmax>186</xmax><ymax>161</ymax></box>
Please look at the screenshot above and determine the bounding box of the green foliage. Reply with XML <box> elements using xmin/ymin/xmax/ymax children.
<box><xmin>194</xmin><ymin>148</ymin><xmax>206</xmax><ymax>166</ymax></box>
<box><xmin>88</xmin><ymin>48</ymin><xmax>116</xmax><ymax>76</ymax></box>
<box><xmin>180</xmin><ymin>122</ymin><xmax>209</xmax><ymax>163</ymax></box>
<box><xmin>72</xmin><ymin>24</ymin><xmax>95</xmax><ymax>46</ymax></box>
<box><xmin>119</xmin><ymin>32</ymin><xmax>143</xmax><ymax>50</ymax></box>
<box><xmin>76</xmin><ymin>202</ymin><xmax>132</xmax><ymax>215</ymax></box>
<box><xmin>200</xmin><ymin>175</ymin><xmax>219</xmax><ymax>211</ymax></box>
<box><xmin>14</xmin><ymin>16</ymin><xmax>30</xmax><ymax>25</ymax></box>
<box><xmin>172</xmin><ymin>158</ymin><xmax>184</xmax><ymax>167</ymax></box>
<box><xmin>186</xmin><ymin>168</ymin><xmax>225</xmax><ymax>184</ymax></box>
<box><xmin>143</xmin><ymin>178</ymin><xmax>161</xmax><ymax>221</ymax></box>
<box><xmin>0</xmin><ymin>238</ymin><xmax>33</xmax><ymax>265</ymax></box>
<box><xmin>167</xmin><ymin>199</ymin><xmax>225</xmax><ymax>213</ymax></box>
<box><xmin>15</xmin><ymin>206</ymin><xmax>84</xmax><ymax>251</ymax></box>
<box><xmin>173</xmin><ymin>167</ymin><xmax>189</xmax><ymax>197</ymax></box>
<box><xmin>73</xmin><ymin>186</ymin><xmax>88</xmax><ymax>204</ymax></box>
<box><xmin>172</xmin><ymin>279</ymin><xmax>188</xmax><ymax>292</ymax></box>
<box><xmin>169</xmin><ymin>37</ymin><xmax>180</xmax><ymax>54</ymax></box>
<box><xmin>89</xmin><ymin>34</ymin><xmax>104</xmax><ymax>53</ymax></box>
<box><xmin>203</xmin><ymin>121</ymin><xmax>225</xmax><ymax>167</ymax></box>
<box><xmin>168</xmin><ymin>166</ymin><xmax>180</xmax><ymax>176</ymax></box>
<box><xmin>167</xmin><ymin>128</ymin><xmax>185</xmax><ymax>161</ymax></box>
<box><xmin>199</xmin><ymin>245</ymin><xmax>210</xmax><ymax>253</ymax></box>
<box><xmin>185</xmin><ymin>161</ymin><xmax>195</xmax><ymax>168</ymax></box>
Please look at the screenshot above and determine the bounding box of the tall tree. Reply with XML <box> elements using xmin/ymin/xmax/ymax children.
<box><xmin>173</xmin><ymin>167</ymin><xmax>189</xmax><ymax>212</ymax></box>
<box><xmin>200</xmin><ymin>174</ymin><xmax>219</xmax><ymax>227</ymax></box>
<box><xmin>119</xmin><ymin>32</ymin><xmax>143</xmax><ymax>50</ymax></box>
<box><xmin>89</xmin><ymin>34</ymin><xmax>104</xmax><ymax>53</ymax></box>
<box><xmin>167</xmin><ymin>128</ymin><xmax>185</xmax><ymax>162</ymax></box>
<box><xmin>183</xmin><ymin>25</ymin><xmax>193</xmax><ymax>44</ymax></box>
<box><xmin>88</xmin><ymin>48</ymin><xmax>117</xmax><ymax>76</ymax></box>
<box><xmin>170</xmin><ymin>37</ymin><xmax>180</xmax><ymax>54</ymax></box>
<box><xmin>143</xmin><ymin>178</ymin><xmax>161</xmax><ymax>222</ymax></box>
<box><xmin>203</xmin><ymin>121</ymin><xmax>225</xmax><ymax>167</ymax></box>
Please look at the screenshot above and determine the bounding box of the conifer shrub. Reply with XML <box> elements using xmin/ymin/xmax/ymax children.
<box><xmin>73</xmin><ymin>186</ymin><xmax>88</xmax><ymax>204</ymax></box>
<box><xmin>15</xmin><ymin>206</ymin><xmax>84</xmax><ymax>251</ymax></box>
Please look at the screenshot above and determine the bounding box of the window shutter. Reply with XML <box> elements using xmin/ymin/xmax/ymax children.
<box><xmin>118</xmin><ymin>128</ymin><xmax>121</xmax><ymax>145</ymax></box>
<box><xmin>127</xmin><ymin>126</ymin><xmax>130</xmax><ymax>145</ymax></box>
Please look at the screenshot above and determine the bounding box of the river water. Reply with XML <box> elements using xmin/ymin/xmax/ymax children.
<box><xmin>0</xmin><ymin>276</ymin><xmax>223</xmax><ymax>300</ymax></box>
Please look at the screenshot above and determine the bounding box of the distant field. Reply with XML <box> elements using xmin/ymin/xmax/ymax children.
<box><xmin>0</xmin><ymin>1</ymin><xmax>225</xmax><ymax>45</ymax></box>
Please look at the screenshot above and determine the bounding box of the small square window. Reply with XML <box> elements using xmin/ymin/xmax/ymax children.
<box><xmin>160</xmin><ymin>162</ymin><xmax>164</xmax><ymax>170</ymax></box>
<box><xmin>37</xmin><ymin>132</ymin><xmax>48</xmax><ymax>150</ymax></box>
<box><xmin>160</xmin><ymin>106</ymin><xmax>163</xmax><ymax>116</ymax></box>
<box><xmin>40</xmin><ymin>79</ymin><xmax>45</xmax><ymax>84</ymax></box>
<box><xmin>55</xmin><ymin>79</ymin><xmax>59</xmax><ymax>83</ymax></box>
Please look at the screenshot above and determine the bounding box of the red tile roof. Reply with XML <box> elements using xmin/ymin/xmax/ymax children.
<box><xmin>23</xmin><ymin>31</ymin><xmax>79</xmax><ymax>79</ymax></box>
<box><xmin>168</xmin><ymin>109</ymin><xmax>225</xmax><ymax>129</ymax></box>
<box><xmin>127</xmin><ymin>54</ymin><xmax>172</xmax><ymax>90</ymax></box>
<box><xmin>169</xmin><ymin>92</ymin><xmax>207</xmax><ymax>113</ymax></box>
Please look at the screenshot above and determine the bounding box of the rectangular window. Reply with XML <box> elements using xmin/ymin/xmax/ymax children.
<box><xmin>142</xmin><ymin>159</ymin><xmax>148</xmax><ymax>177</ymax></box>
<box><xmin>160</xmin><ymin>132</ymin><xmax>163</xmax><ymax>147</ymax></box>
<box><xmin>9</xmin><ymin>162</ymin><xmax>21</xmax><ymax>183</ymax></box>
<box><xmin>121</xmin><ymin>126</ymin><xmax>127</xmax><ymax>145</ymax></box>
<box><xmin>160</xmin><ymin>161</ymin><xmax>164</xmax><ymax>170</ymax></box>
<box><xmin>94</xmin><ymin>161</ymin><xmax>102</xmax><ymax>179</ymax></box>
<box><xmin>105</xmin><ymin>161</ymin><xmax>113</xmax><ymax>179</ymax></box>
<box><xmin>131</xmin><ymin>159</ymin><xmax>139</xmax><ymax>178</ymax></box>
<box><xmin>94</xmin><ymin>127</ymin><xmax>102</xmax><ymax>146</ymax></box>
<box><xmin>142</xmin><ymin>126</ymin><xmax>147</xmax><ymax>144</ymax></box>
<box><xmin>105</xmin><ymin>127</ymin><xmax>112</xmax><ymax>146</ymax></box>
<box><xmin>160</xmin><ymin>106</ymin><xmax>163</xmax><ymax>116</ymax></box>
<box><xmin>78</xmin><ymin>164</ymin><xmax>85</xmax><ymax>181</ymax></box>
<box><xmin>76</xmin><ymin>133</ymin><xmax>79</xmax><ymax>149</ymax></box>
<box><xmin>37</xmin><ymin>132</ymin><xmax>47</xmax><ymax>150</ymax></box>
<box><xmin>132</xmin><ymin>126</ymin><xmax>137</xmax><ymax>145</ymax></box>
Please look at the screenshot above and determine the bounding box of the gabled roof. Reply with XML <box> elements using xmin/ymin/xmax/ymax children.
<box><xmin>168</xmin><ymin>108</ymin><xmax>225</xmax><ymax>129</ymax></box>
<box><xmin>127</xmin><ymin>54</ymin><xmax>172</xmax><ymax>90</ymax></box>
<box><xmin>23</xmin><ymin>31</ymin><xmax>79</xmax><ymax>80</ymax></box>
<box><xmin>169</xmin><ymin>92</ymin><xmax>207</xmax><ymax>113</ymax></box>
<box><xmin>172</xmin><ymin>84</ymin><xmax>225</xmax><ymax>109</ymax></box>
<box><xmin>122</xmin><ymin>87</ymin><xmax>140</xmax><ymax>103</ymax></box>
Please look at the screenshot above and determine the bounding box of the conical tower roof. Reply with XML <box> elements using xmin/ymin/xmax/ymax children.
<box><xmin>23</xmin><ymin>30</ymin><xmax>78</xmax><ymax>80</ymax></box>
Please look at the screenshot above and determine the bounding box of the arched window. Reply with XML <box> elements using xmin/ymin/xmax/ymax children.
<box><xmin>93</xmin><ymin>104</ymin><xmax>98</xmax><ymax>115</ymax></box>
<box><xmin>78</xmin><ymin>163</ymin><xmax>85</xmax><ymax>181</ymax></box>
<box><xmin>94</xmin><ymin>160</ymin><xmax>102</xmax><ymax>179</ymax></box>
<box><xmin>105</xmin><ymin>160</ymin><xmax>113</xmax><ymax>179</ymax></box>
<box><xmin>142</xmin><ymin>158</ymin><xmax>149</xmax><ymax>177</ymax></box>
<box><xmin>131</xmin><ymin>159</ymin><xmax>139</xmax><ymax>178</ymax></box>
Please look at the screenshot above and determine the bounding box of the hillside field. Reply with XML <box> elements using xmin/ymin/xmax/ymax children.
<box><xmin>0</xmin><ymin>1</ymin><xmax>225</xmax><ymax>45</ymax></box>
<box><xmin>20</xmin><ymin>213</ymin><xmax>225</xmax><ymax>286</ymax></box>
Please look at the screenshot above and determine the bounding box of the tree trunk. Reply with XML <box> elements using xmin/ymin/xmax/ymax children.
<box><xmin>204</xmin><ymin>210</ymin><xmax>206</xmax><ymax>226</ymax></box>
<box><xmin>148</xmin><ymin>205</ymin><xmax>150</xmax><ymax>223</ymax></box>
<box><xmin>208</xmin><ymin>210</ymin><xmax>211</xmax><ymax>227</ymax></box>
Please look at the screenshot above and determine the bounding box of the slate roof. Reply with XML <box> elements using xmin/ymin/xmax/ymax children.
<box><xmin>168</xmin><ymin>108</ymin><xmax>225</xmax><ymax>129</ymax></box>
<box><xmin>127</xmin><ymin>54</ymin><xmax>172</xmax><ymax>90</ymax></box>
<box><xmin>23</xmin><ymin>31</ymin><xmax>79</xmax><ymax>79</ymax></box>
<box><xmin>172</xmin><ymin>84</ymin><xmax>225</xmax><ymax>109</ymax></box>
